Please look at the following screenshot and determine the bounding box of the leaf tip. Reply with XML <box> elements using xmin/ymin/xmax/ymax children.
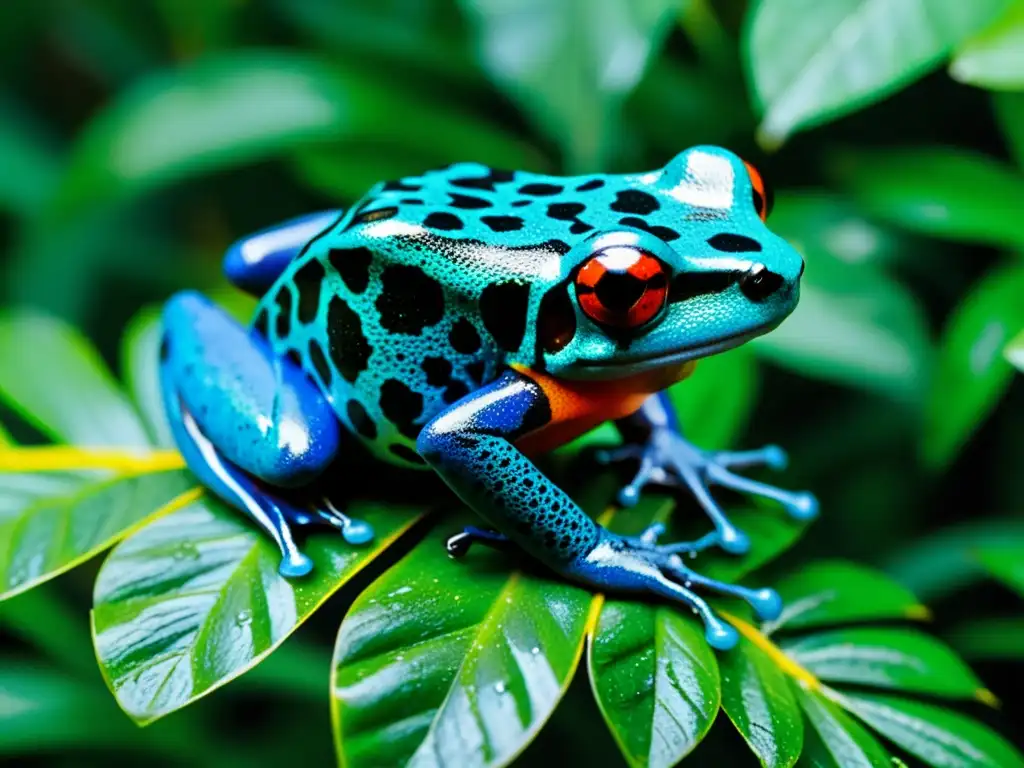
<box><xmin>904</xmin><ymin>604</ymin><xmax>932</xmax><ymax>621</ymax></box>
<box><xmin>975</xmin><ymin>688</ymin><xmax>1001</xmax><ymax>709</ymax></box>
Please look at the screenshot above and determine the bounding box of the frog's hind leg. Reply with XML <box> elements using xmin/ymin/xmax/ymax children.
<box><xmin>159</xmin><ymin>290</ymin><xmax>373</xmax><ymax>577</ymax></box>
<box><xmin>223</xmin><ymin>210</ymin><xmax>342</xmax><ymax>296</ymax></box>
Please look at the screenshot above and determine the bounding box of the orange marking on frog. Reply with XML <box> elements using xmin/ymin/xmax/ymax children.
<box><xmin>511</xmin><ymin>362</ymin><xmax>696</xmax><ymax>455</ymax></box>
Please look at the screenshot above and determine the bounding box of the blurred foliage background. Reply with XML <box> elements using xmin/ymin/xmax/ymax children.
<box><xmin>1</xmin><ymin>0</ymin><xmax>1023</xmax><ymax>766</ymax></box>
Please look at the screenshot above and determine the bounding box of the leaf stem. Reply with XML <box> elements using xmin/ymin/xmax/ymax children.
<box><xmin>0</xmin><ymin>445</ymin><xmax>186</xmax><ymax>473</ymax></box>
<box><xmin>722</xmin><ymin>610</ymin><xmax>822</xmax><ymax>691</ymax></box>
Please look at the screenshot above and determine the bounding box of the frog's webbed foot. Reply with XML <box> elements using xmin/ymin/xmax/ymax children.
<box><xmin>569</xmin><ymin>532</ymin><xmax>783</xmax><ymax>650</ymax></box>
<box><xmin>597</xmin><ymin>429</ymin><xmax>818</xmax><ymax>555</ymax></box>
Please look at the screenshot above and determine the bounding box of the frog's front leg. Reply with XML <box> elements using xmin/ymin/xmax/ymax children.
<box><xmin>160</xmin><ymin>291</ymin><xmax>372</xmax><ymax>577</ymax></box>
<box><xmin>417</xmin><ymin>370</ymin><xmax>782</xmax><ymax>650</ymax></box>
<box><xmin>598</xmin><ymin>392</ymin><xmax>818</xmax><ymax>555</ymax></box>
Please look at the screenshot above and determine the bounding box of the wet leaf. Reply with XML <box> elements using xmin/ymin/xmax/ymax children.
<box><xmin>93</xmin><ymin>495</ymin><xmax>421</xmax><ymax>724</ymax></box>
<box><xmin>718</xmin><ymin>630</ymin><xmax>803</xmax><ymax>768</ymax></box>
<box><xmin>746</xmin><ymin>0</ymin><xmax>1011</xmax><ymax>145</ymax></box>
<box><xmin>589</xmin><ymin>601</ymin><xmax>720</xmax><ymax>768</ymax></box>
<box><xmin>0</xmin><ymin>469</ymin><xmax>196</xmax><ymax>601</ymax></box>
<box><xmin>924</xmin><ymin>262</ymin><xmax>1024</xmax><ymax>468</ymax></box>
<box><xmin>763</xmin><ymin>561</ymin><xmax>926</xmax><ymax>634</ymax></box>
<box><xmin>332</xmin><ymin>511</ymin><xmax>595</xmax><ymax>768</ymax></box>
<box><xmin>782</xmin><ymin>628</ymin><xmax>987</xmax><ymax>700</ymax></box>
<box><xmin>796</xmin><ymin>688</ymin><xmax>890</xmax><ymax>767</ymax></box>
<box><xmin>836</xmin><ymin>691</ymin><xmax>1024</xmax><ymax>768</ymax></box>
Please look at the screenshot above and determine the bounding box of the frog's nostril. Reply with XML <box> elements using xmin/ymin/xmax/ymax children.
<box><xmin>740</xmin><ymin>265</ymin><xmax>784</xmax><ymax>302</ymax></box>
<box><xmin>708</xmin><ymin>233</ymin><xmax>762</xmax><ymax>253</ymax></box>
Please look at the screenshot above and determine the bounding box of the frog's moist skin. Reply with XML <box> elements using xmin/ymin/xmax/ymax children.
<box><xmin>160</xmin><ymin>146</ymin><xmax>818</xmax><ymax>650</ymax></box>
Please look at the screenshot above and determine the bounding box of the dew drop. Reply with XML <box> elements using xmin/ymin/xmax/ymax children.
<box><xmin>531</xmin><ymin>647</ymin><xmax>540</xmax><ymax>655</ymax></box>
<box><xmin>494</xmin><ymin>682</ymin><xmax>506</xmax><ymax>694</ymax></box>
<box><xmin>235</xmin><ymin>610</ymin><xmax>253</xmax><ymax>627</ymax></box>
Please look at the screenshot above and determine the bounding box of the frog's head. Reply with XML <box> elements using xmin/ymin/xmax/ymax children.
<box><xmin>533</xmin><ymin>146</ymin><xmax>804</xmax><ymax>380</ymax></box>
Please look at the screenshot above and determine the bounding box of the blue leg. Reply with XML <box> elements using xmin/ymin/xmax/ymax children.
<box><xmin>446</xmin><ymin>526</ymin><xmax>511</xmax><ymax>557</ymax></box>
<box><xmin>599</xmin><ymin>392</ymin><xmax>818</xmax><ymax>555</ymax></box>
<box><xmin>417</xmin><ymin>371</ymin><xmax>782</xmax><ymax>650</ymax></box>
<box><xmin>160</xmin><ymin>291</ymin><xmax>373</xmax><ymax>577</ymax></box>
<box><xmin>223</xmin><ymin>210</ymin><xmax>342</xmax><ymax>296</ymax></box>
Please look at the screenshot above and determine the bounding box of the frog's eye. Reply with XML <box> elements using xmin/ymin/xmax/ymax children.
<box><xmin>743</xmin><ymin>161</ymin><xmax>774</xmax><ymax>222</ymax></box>
<box><xmin>575</xmin><ymin>247</ymin><xmax>669</xmax><ymax>330</ymax></box>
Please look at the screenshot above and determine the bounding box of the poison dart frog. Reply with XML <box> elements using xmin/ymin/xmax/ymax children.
<box><xmin>159</xmin><ymin>146</ymin><xmax>817</xmax><ymax>649</ymax></box>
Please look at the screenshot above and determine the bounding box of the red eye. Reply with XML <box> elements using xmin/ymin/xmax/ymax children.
<box><xmin>743</xmin><ymin>160</ymin><xmax>774</xmax><ymax>222</ymax></box>
<box><xmin>575</xmin><ymin>247</ymin><xmax>669</xmax><ymax>330</ymax></box>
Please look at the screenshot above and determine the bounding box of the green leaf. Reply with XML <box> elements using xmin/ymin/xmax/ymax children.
<box><xmin>1006</xmin><ymin>329</ymin><xmax>1024</xmax><ymax>372</ymax></box>
<box><xmin>975</xmin><ymin>544</ymin><xmax>1024</xmax><ymax>597</ymax></box>
<box><xmin>782</xmin><ymin>628</ymin><xmax>988</xmax><ymax>700</ymax></box>
<box><xmin>0</xmin><ymin>312</ymin><xmax>151</xmax><ymax>447</ymax></box>
<box><xmin>93</xmin><ymin>495</ymin><xmax>420</xmax><ymax>724</ymax></box>
<box><xmin>951</xmin><ymin>1</ymin><xmax>1024</xmax><ymax>90</ymax></box>
<box><xmin>56</xmin><ymin>51</ymin><xmax>533</xmax><ymax>212</ymax></box>
<box><xmin>120</xmin><ymin>307</ymin><xmax>174</xmax><ymax>448</ymax></box>
<box><xmin>332</xmin><ymin>511</ymin><xmax>594</xmax><ymax>768</ymax></box>
<box><xmin>994</xmin><ymin>92</ymin><xmax>1024</xmax><ymax>167</ymax></box>
<box><xmin>669</xmin><ymin>347</ymin><xmax>759</xmax><ymax>449</ymax></box>
<box><xmin>696</xmin><ymin>505</ymin><xmax>810</xmax><ymax>584</ymax></box>
<box><xmin>588</xmin><ymin>601</ymin><xmax>720</xmax><ymax>768</ymax></box>
<box><xmin>458</xmin><ymin>0</ymin><xmax>681</xmax><ymax>171</ymax></box>
<box><xmin>754</xmin><ymin>258</ymin><xmax>930</xmax><ymax>401</ymax></box>
<box><xmin>948</xmin><ymin>616</ymin><xmax>1024</xmax><ymax>660</ymax></box>
<box><xmin>836</xmin><ymin>691</ymin><xmax>1024</xmax><ymax>768</ymax></box>
<box><xmin>0</xmin><ymin>469</ymin><xmax>195</xmax><ymax>601</ymax></box>
<box><xmin>924</xmin><ymin>262</ymin><xmax>1024</xmax><ymax>468</ymax></box>
<box><xmin>796</xmin><ymin>688</ymin><xmax>890</xmax><ymax>768</ymax></box>
<box><xmin>763</xmin><ymin>561</ymin><xmax>926</xmax><ymax>634</ymax></box>
<box><xmin>745</xmin><ymin>0</ymin><xmax>1012</xmax><ymax>145</ymax></box>
<box><xmin>718</xmin><ymin>630</ymin><xmax>804</xmax><ymax>768</ymax></box>
<box><xmin>834</xmin><ymin>148</ymin><xmax>1024</xmax><ymax>249</ymax></box>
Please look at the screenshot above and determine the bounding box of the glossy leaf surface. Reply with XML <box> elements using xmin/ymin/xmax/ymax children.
<box><xmin>782</xmin><ymin>628</ymin><xmax>986</xmax><ymax>699</ymax></box>
<box><xmin>763</xmin><ymin>561</ymin><xmax>925</xmax><ymax>634</ymax></box>
<box><xmin>0</xmin><ymin>469</ymin><xmax>195</xmax><ymax>601</ymax></box>
<box><xmin>332</xmin><ymin>511</ymin><xmax>594</xmax><ymax>768</ymax></box>
<box><xmin>93</xmin><ymin>495</ymin><xmax>420</xmax><ymax>724</ymax></box>
<box><xmin>1006</xmin><ymin>329</ymin><xmax>1024</xmax><ymax>372</ymax></box>
<box><xmin>746</xmin><ymin>0</ymin><xmax>1011</xmax><ymax>145</ymax></box>
<box><xmin>837</xmin><ymin>691</ymin><xmax>1024</xmax><ymax>768</ymax></box>
<box><xmin>718</xmin><ymin>630</ymin><xmax>803</xmax><ymax>768</ymax></box>
<box><xmin>796</xmin><ymin>688</ymin><xmax>890</xmax><ymax>768</ymax></box>
<box><xmin>589</xmin><ymin>601</ymin><xmax>720</xmax><ymax>768</ymax></box>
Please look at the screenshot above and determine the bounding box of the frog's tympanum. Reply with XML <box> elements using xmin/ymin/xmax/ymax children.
<box><xmin>160</xmin><ymin>146</ymin><xmax>817</xmax><ymax>649</ymax></box>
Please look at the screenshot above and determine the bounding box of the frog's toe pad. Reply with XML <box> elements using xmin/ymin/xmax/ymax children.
<box><xmin>278</xmin><ymin>551</ymin><xmax>314</xmax><ymax>578</ymax></box>
<box><xmin>341</xmin><ymin>519</ymin><xmax>375</xmax><ymax>545</ymax></box>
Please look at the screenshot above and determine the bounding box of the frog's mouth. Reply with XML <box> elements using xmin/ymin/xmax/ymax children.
<box><xmin>577</xmin><ymin>322</ymin><xmax>774</xmax><ymax>372</ymax></box>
